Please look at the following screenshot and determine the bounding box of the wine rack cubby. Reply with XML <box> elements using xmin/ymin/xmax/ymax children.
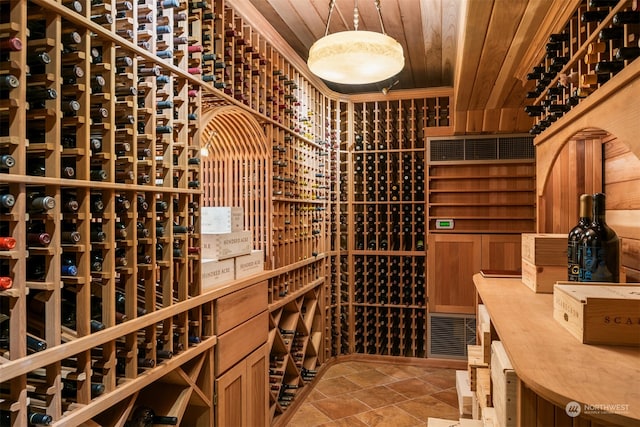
<box><xmin>525</xmin><ymin>0</ymin><xmax>640</xmax><ymax>135</ymax></box>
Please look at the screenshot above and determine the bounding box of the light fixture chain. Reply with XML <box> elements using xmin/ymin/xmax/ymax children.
<box><xmin>374</xmin><ymin>0</ymin><xmax>387</xmax><ymax>35</ymax></box>
<box><xmin>353</xmin><ymin>0</ymin><xmax>359</xmax><ymax>31</ymax></box>
<box><xmin>324</xmin><ymin>0</ymin><xmax>336</xmax><ymax>37</ymax></box>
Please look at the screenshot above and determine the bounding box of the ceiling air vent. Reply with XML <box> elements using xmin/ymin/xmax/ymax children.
<box><xmin>428</xmin><ymin>313</ymin><xmax>476</xmax><ymax>360</ymax></box>
<box><xmin>428</xmin><ymin>134</ymin><xmax>534</xmax><ymax>164</ymax></box>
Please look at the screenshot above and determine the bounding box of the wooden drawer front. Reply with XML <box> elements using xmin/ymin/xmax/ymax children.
<box><xmin>215</xmin><ymin>281</ymin><xmax>268</xmax><ymax>335</ymax></box>
<box><xmin>217</xmin><ymin>311</ymin><xmax>268</xmax><ymax>374</ymax></box>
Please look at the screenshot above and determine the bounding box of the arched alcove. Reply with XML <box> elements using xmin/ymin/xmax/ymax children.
<box><xmin>200</xmin><ymin>106</ymin><xmax>272</xmax><ymax>264</ymax></box>
<box><xmin>538</xmin><ymin>127</ymin><xmax>640</xmax><ymax>282</ymax></box>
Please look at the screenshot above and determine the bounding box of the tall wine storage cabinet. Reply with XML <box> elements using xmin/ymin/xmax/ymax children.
<box><xmin>0</xmin><ymin>0</ymin><xmax>344</xmax><ymax>424</ymax></box>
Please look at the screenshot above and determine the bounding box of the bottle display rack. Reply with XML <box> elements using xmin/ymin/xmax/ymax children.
<box><xmin>0</xmin><ymin>0</ymin><xmax>345</xmax><ymax>424</ymax></box>
<box><xmin>525</xmin><ymin>0</ymin><xmax>640</xmax><ymax>135</ymax></box>
<box><xmin>268</xmin><ymin>281</ymin><xmax>323</xmax><ymax>422</ymax></box>
<box><xmin>338</xmin><ymin>96</ymin><xmax>453</xmax><ymax>357</ymax></box>
<box><xmin>0</xmin><ymin>0</ymin><xmax>212</xmax><ymax>422</ymax></box>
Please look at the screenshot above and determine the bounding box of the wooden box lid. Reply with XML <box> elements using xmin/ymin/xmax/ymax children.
<box><xmin>553</xmin><ymin>283</ymin><xmax>640</xmax><ymax>346</ymax></box>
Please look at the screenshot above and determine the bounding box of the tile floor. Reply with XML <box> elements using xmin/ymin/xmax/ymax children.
<box><xmin>286</xmin><ymin>361</ymin><xmax>460</xmax><ymax>427</ymax></box>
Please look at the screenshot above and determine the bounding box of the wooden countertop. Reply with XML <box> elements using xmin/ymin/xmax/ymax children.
<box><xmin>473</xmin><ymin>274</ymin><xmax>640</xmax><ymax>426</ymax></box>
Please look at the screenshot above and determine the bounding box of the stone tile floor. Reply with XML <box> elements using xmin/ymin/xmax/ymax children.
<box><xmin>286</xmin><ymin>361</ymin><xmax>460</xmax><ymax>427</ymax></box>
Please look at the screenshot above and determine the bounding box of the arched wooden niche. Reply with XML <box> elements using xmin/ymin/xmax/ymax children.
<box><xmin>200</xmin><ymin>105</ymin><xmax>272</xmax><ymax>261</ymax></box>
<box><xmin>534</xmin><ymin>61</ymin><xmax>640</xmax><ymax>281</ymax></box>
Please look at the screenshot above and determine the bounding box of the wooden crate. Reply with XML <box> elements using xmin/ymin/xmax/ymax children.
<box><xmin>521</xmin><ymin>233</ymin><xmax>567</xmax><ymax>265</ymax></box>
<box><xmin>481</xmin><ymin>407</ymin><xmax>498</xmax><ymax>427</ymax></box>
<box><xmin>201</xmin><ymin>230</ymin><xmax>252</xmax><ymax>260</ymax></box>
<box><xmin>201</xmin><ymin>206</ymin><xmax>244</xmax><ymax>233</ymax></box>
<box><xmin>456</xmin><ymin>370</ymin><xmax>473</xmax><ymax>417</ymax></box>
<box><xmin>553</xmin><ymin>283</ymin><xmax>640</xmax><ymax>346</ymax></box>
<box><xmin>234</xmin><ymin>250</ymin><xmax>264</xmax><ymax>279</ymax></box>
<box><xmin>490</xmin><ymin>341</ymin><xmax>518</xmax><ymax>427</ymax></box>
<box><xmin>477</xmin><ymin>304</ymin><xmax>491</xmax><ymax>364</ymax></box>
<box><xmin>467</xmin><ymin>345</ymin><xmax>489</xmax><ymax>392</ymax></box>
<box><xmin>521</xmin><ymin>259</ymin><xmax>566</xmax><ymax>293</ymax></box>
<box><xmin>201</xmin><ymin>258</ymin><xmax>235</xmax><ymax>290</ymax></box>
<box><xmin>475</xmin><ymin>367</ymin><xmax>492</xmax><ymax>409</ymax></box>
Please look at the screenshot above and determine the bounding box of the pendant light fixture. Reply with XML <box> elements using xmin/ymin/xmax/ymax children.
<box><xmin>307</xmin><ymin>0</ymin><xmax>405</xmax><ymax>85</ymax></box>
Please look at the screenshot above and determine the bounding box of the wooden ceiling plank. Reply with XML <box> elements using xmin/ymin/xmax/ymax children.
<box><xmin>467</xmin><ymin>0</ymin><xmax>528</xmax><ymax>110</ymax></box>
<box><xmin>267</xmin><ymin>0</ymin><xmax>318</xmax><ymax>51</ymax></box>
<box><xmin>421</xmin><ymin>0</ymin><xmax>443</xmax><ymax>88</ymax></box>
<box><xmin>440</xmin><ymin>0</ymin><xmax>460</xmax><ymax>87</ymax></box>
<box><xmin>454</xmin><ymin>0</ymin><xmax>494</xmax><ymax>112</ymax></box>
<box><xmin>486</xmin><ymin>0</ymin><xmax>553</xmax><ymax>110</ymax></box>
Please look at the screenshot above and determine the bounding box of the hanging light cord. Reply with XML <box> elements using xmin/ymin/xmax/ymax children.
<box><xmin>324</xmin><ymin>0</ymin><xmax>336</xmax><ymax>37</ymax></box>
<box><xmin>374</xmin><ymin>0</ymin><xmax>387</xmax><ymax>35</ymax></box>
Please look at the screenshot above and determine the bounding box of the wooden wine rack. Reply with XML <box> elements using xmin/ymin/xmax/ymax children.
<box><xmin>337</xmin><ymin>94</ymin><xmax>452</xmax><ymax>358</ymax></box>
<box><xmin>525</xmin><ymin>0</ymin><xmax>640</xmax><ymax>135</ymax></box>
<box><xmin>0</xmin><ymin>0</ymin><xmax>345</xmax><ymax>424</ymax></box>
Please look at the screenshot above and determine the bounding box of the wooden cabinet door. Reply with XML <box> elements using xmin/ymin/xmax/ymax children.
<box><xmin>481</xmin><ymin>234</ymin><xmax>522</xmax><ymax>272</ymax></box>
<box><xmin>427</xmin><ymin>234</ymin><xmax>481</xmax><ymax>314</ymax></box>
<box><xmin>245</xmin><ymin>344</ymin><xmax>269</xmax><ymax>427</ymax></box>
<box><xmin>215</xmin><ymin>345</ymin><xmax>268</xmax><ymax>427</ymax></box>
<box><xmin>216</xmin><ymin>361</ymin><xmax>246</xmax><ymax>427</ymax></box>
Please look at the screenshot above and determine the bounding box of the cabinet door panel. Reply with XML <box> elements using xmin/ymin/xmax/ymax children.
<box><xmin>246</xmin><ymin>344</ymin><xmax>269</xmax><ymax>427</ymax></box>
<box><xmin>216</xmin><ymin>361</ymin><xmax>246</xmax><ymax>427</ymax></box>
<box><xmin>427</xmin><ymin>234</ymin><xmax>481</xmax><ymax>313</ymax></box>
<box><xmin>481</xmin><ymin>234</ymin><xmax>522</xmax><ymax>271</ymax></box>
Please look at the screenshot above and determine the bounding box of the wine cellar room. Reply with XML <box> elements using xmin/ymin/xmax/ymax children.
<box><xmin>0</xmin><ymin>0</ymin><xmax>639</xmax><ymax>426</ymax></box>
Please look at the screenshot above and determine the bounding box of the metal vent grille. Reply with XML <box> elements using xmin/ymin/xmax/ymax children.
<box><xmin>428</xmin><ymin>134</ymin><xmax>534</xmax><ymax>164</ymax></box>
<box><xmin>466</xmin><ymin>138</ymin><xmax>497</xmax><ymax>160</ymax></box>
<box><xmin>498</xmin><ymin>136</ymin><xmax>536</xmax><ymax>159</ymax></box>
<box><xmin>429</xmin><ymin>139</ymin><xmax>464</xmax><ymax>162</ymax></box>
<box><xmin>428</xmin><ymin>313</ymin><xmax>476</xmax><ymax>360</ymax></box>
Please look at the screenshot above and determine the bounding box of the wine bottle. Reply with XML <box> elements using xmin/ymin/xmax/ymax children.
<box><xmin>0</xmin><ymin>270</ymin><xmax>12</xmax><ymax>289</ymax></box>
<box><xmin>567</xmin><ymin>194</ymin><xmax>592</xmax><ymax>281</ymax></box>
<box><xmin>581</xmin><ymin>10</ymin><xmax>608</xmax><ymax>23</ymax></box>
<box><xmin>579</xmin><ymin>193</ymin><xmax>620</xmax><ymax>282</ymax></box>
<box><xmin>90</xmin><ymin>252</ymin><xmax>103</xmax><ymax>272</ymax></box>
<box><xmin>61</xmin><ymin>256</ymin><xmax>78</xmax><ymax>276</ymax></box>
<box><xmin>612</xmin><ymin>11</ymin><xmax>640</xmax><ymax>25</ymax></box>
<box><xmin>27</xmin><ymin>193</ymin><xmax>55</xmax><ymax>212</ymax></box>
<box><xmin>588</xmin><ymin>0</ymin><xmax>618</xmax><ymax>5</ymax></box>
<box><xmin>0</xmin><ymin>74</ymin><xmax>19</xmax><ymax>93</ymax></box>
<box><xmin>28</xmin><ymin>411</ymin><xmax>53</xmax><ymax>425</ymax></box>
<box><xmin>599</xmin><ymin>27</ymin><xmax>624</xmax><ymax>41</ymax></box>
<box><xmin>595</xmin><ymin>60</ymin><xmax>625</xmax><ymax>75</ymax></box>
<box><xmin>615</xmin><ymin>47</ymin><xmax>640</xmax><ymax>61</ymax></box>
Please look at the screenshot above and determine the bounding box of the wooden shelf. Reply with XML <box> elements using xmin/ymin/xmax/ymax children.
<box><xmin>474</xmin><ymin>273</ymin><xmax>640</xmax><ymax>426</ymax></box>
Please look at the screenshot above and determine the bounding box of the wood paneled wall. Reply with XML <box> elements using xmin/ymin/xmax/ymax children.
<box><xmin>539</xmin><ymin>135</ymin><xmax>640</xmax><ymax>282</ymax></box>
<box><xmin>604</xmin><ymin>138</ymin><xmax>640</xmax><ymax>282</ymax></box>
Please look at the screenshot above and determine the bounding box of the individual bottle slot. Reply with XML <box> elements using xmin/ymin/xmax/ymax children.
<box><xmin>598</xmin><ymin>27</ymin><xmax>624</xmax><ymax>42</ymax></box>
<box><xmin>612</xmin><ymin>11</ymin><xmax>640</xmax><ymax>25</ymax></box>
<box><xmin>594</xmin><ymin>60</ymin><xmax>624</xmax><ymax>75</ymax></box>
<box><xmin>0</xmin><ymin>75</ymin><xmax>20</xmax><ymax>97</ymax></box>
<box><xmin>26</xmin><ymin>192</ymin><xmax>55</xmax><ymax>213</ymax></box>
<box><xmin>581</xmin><ymin>10</ymin><xmax>609</xmax><ymax>23</ymax></box>
<box><xmin>615</xmin><ymin>47</ymin><xmax>640</xmax><ymax>61</ymax></box>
